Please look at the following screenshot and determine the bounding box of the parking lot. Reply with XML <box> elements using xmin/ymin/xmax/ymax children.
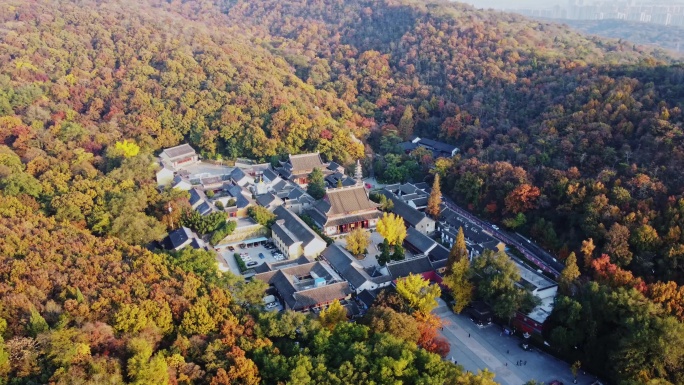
<box><xmin>216</xmin><ymin>241</ymin><xmax>286</xmax><ymax>276</ymax></box>
<box><xmin>434</xmin><ymin>299</ymin><xmax>598</xmax><ymax>385</ymax></box>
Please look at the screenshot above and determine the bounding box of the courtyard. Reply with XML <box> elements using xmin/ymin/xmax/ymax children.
<box><xmin>216</xmin><ymin>242</ymin><xmax>284</xmax><ymax>276</ymax></box>
<box><xmin>181</xmin><ymin>162</ymin><xmax>234</xmax><ymax>178</ymax></box>
<box><xmin>334</xmin><ymin>230</ymin><xmax>417</xmax><ymax>270</ymax></box>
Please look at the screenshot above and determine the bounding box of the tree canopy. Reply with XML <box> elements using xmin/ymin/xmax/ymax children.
<box><xmin>377</xmin><ymin>213</ymin><xmax>407</xmax><ymax>247</ymax></box>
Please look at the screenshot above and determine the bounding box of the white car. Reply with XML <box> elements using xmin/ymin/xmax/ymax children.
<box><xmin>266</xmin><ymin>302</ymin><xmax>278</xmax><ymax>309</ymax></box>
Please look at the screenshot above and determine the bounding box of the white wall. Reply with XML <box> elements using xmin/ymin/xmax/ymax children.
<box><xmin>303</xmin><ymin>238</ymin><xmax>327</xmax><ymax>258</ymax></box>
<box><xmin>156</xmin><ymin>168</ymin><xmax>174</xmax><ymax>186</ymax></box>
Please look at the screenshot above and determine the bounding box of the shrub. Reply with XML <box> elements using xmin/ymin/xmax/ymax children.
<box><xmin>210</xmin><ymin>220</ymin><xmax>237</xmax><ymax>245</ymax></box>
<box><xmin>234</xmin><ymin>252</ymin><xmax>246</xmax><ymax>273</ymax></box>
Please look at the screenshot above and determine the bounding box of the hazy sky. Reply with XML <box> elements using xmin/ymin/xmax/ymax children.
<box><xmin>458</xmin><ymin>0</ymin><xmax>566</xmax><ymax>9</ymax></box>
<box><xmin>459</xmin><ymin>0</ymin><xmax>684</xmax><ymax>8</ymax></box>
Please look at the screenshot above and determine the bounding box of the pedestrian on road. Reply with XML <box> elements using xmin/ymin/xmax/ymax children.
<box><xmin>507</xmin><ymin>350</ymin><xmax>509</xmax><ymax>354</ymax></box>
<box><xmin>524</xmin><ymin>360</ymin><xmax>527</xmax><ymax>366</ymax></box>
<box><xmin>468</xmin><ymin>333</ymin><xmax>470</xmax><ymax>337</ymax></box>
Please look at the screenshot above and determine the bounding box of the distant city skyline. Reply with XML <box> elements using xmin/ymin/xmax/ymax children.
<box><xmin>460</xmin><ymin>0</ymin><xmax>684</xmax><ymax>26</ymax></box>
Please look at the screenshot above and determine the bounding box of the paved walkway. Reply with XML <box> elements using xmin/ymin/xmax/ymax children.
<box><xmin>434</xmin><ymin>299</ymin><xmax>597</xmax><ymax>385</ymax></box>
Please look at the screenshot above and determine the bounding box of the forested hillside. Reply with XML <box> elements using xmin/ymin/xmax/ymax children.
<box><xmin>220</xmin><ymin>0</ymin><xmax>684</xmax><ymax>283</ymax></box>
<box><xmin>2</xmin><ymin>0</ymin><xmax>684</xmax><ymax>383</ymax></box>
<box><xmin>0</xmin><ymin>196</ymin><xmax>476</xmax><ymax>384</ymax></box>
<box><xmin>0</xmin><ymin>1</ymin><xmax>487</xmax><ymax>384</ymax></box>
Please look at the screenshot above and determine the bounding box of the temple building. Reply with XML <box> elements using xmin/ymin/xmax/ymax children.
<box><xmin>276</xmin><ymin>152</ymin><xmax>343</xmax><ymax>187</ymax></box>
<box><xmin>159</xmin><ymin>144</ymin><xmax>199</xmax><ymax>170</ymax></box>
<box><xmin>253</xmin><ymin>261</ymin><xmax>352</xmax><ymax>312</ymax></box>
<box><xmin>306</xmin><ymin>185</ymin><xmax>382</xmax><ymax>236</ymax></box>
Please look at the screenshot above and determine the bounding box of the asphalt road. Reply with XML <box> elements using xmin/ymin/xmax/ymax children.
<box><xmin>440</xmin><ymin>195</ymin><xmax>562</xmax><ymax>277</ymax></box>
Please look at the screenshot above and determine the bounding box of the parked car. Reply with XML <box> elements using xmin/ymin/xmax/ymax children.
<box><xmin>266</xmin><ymin>302</ymin><xmax>278</xmax><ymax>309</ymax></box>
<box><xmin>228</xmin><ymin>246</ymin><xmax>235</xmax><ymax>251</ymax></box>
<box><xmin>258</xmin><ymin>253</ymin><xmax>265</xmax><ymax>259</ymax></box>
<box><xmin>246</xmin><ymin>261</ymin><xmax>258</xmax><ymax>267</ymax></box>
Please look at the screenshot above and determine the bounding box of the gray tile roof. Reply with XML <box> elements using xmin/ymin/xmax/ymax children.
<box><xmin>383</xmin><ymin>191</ymin><xmax>432</xmax><ymax>228</ymax></box>
<box><xmin>287</xmin><ymin>188</ymin><xmax>305</xmax><ymax>200</ymax></box>
<box><xmin>189</xmin><ymin>188</ymin><xmax>203</xmax><ymax>206</ymax></box>
<box><xmin>324</xmin><ymin>186</ymin><xmax>377</xmax><ymax>215</ymax></box>
<box><xmin>386</xmin><ymin>256</ymin><xmax>434</xmax><ymax>279</ymax></box>
<box><xmin>313</xmin><ymin>199</ymin><xmax>332</xmax><ymax>214</ymax></box>
<box><xmin>253</xmin><ymin>263</ymin><xmax>272</xmax><ymax>274</ymax></box>
<box><xmin>411</xmin><ymin>197</ymin><xmax>428</xmax><ymax>208</ymax></box>
<box><xmin>196</xmin><ymin>202</ymin><xmax>213</xmax><ymax>216</ymax></box>
<box><xmin>276</xmin><ymin>167</ymin><xmax>292</xmax><ymax>179</ymax></box>
<box><xmin>227</xmin><ymin>185</ymin><xmax>250</xmax><ymax>208</ymax></box>
<box><xmin>327</xmin><ymin>161</ymin><xmax>341</xmax><ymax>171</ymax></box>
<box><xmin>404</xmin><ymin>227</ymin><xmax>437</xmax><ymax>254</ymax></box>
<box><xmin>272</xmin><ymin>179</ymin><xmax>291</xmax><ymax>193</ymax></box>
<box><xmin>430</xmin><ymin>258</ymin><xmax>448</xmax><ymax>270</ymax></box>
<box><xmin>189</xmin><ymin>238</ymin><xmax>208</xmax><ymax>250</ymax></box>
<box><xmin>273</xmin><ymin>206</ymin><xmax>322</xmax><ymax>246</ymax></box>
<box><xmin>292</xmin><ymin>282</ymin><xmax>351</xmax><ymax>310</ymax></box>
<box><xmin>417</xmin><ymin>138</ymin><xmax>457</xmax><ymax>154</ymax></box>
<box><xmin>256</xmin><ymin>193</ymin><xmax>277</xmax><ymax>207</ymax></box>
<box><xmin>254</xmin><ymin>261</ymin><xmax>350</xmax><ymax>310</ymax></box>
<box><xmin>399</xmin><ymin>184</ymin><xmax>418</xmax><ymax>195</ymax></box>
<box><xmin>305</xmin><ymin>208</ymin><xmax>328</xmax><ymax>227</ymax></box>
<box><xmin>428</xmin><ymin>244</ymin><xmax>450</xmax><ymax>271</ymax></box>
<box><xmin>263</xmin><ymin>168</ymin><xmax>279</xmax><ymax>182</ymax></box>
<box><xmin>230</xmin><ymin>167</ymin><xmax>246</xmax><ymax>182</ymax></box>
<box><xmin>439</xmin><ymin>208</ymin><xmax>497</xmax><ymax>245</ymax></box>
<box><xmin>325</xmin><ymin>172</ymin><xmax>344</xmax><ymax>187</ymax></box>
<box><xmin>342</xmin><ymin>177</ymin><xmax>357</xmax><ymax>187</ymax></box>
<box><xmin>288</xmin><ymin>153</ymin><xmax>324</xmax><ymax>173</ymax></box>
<box><xmin>357</xmin><ymin>289</ymin><xmax>378</xmax><ymax>308</ymax></box>
<box><xmin>272</xmin><ymin>222</ymin><xmax>296</xmax><ymax>246</ymax></box>
<box><xmin>429</xmin><ymin>243</ymin><xmax>450</xmax><ymax>261</ymax></box>
<box><xmin>162</xmin><ymin>144</ymin><xmax>196</xmax><ymax>160</ymax></box>
<box><xmin>321</xmin><ymin>244</ymin><xmax>368</xmax><ymax>289</ymax></box>
<box><xmin>166</xmin><ymin>226</ymin><xmax>193</xmax><ymax>249</ymax></box>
